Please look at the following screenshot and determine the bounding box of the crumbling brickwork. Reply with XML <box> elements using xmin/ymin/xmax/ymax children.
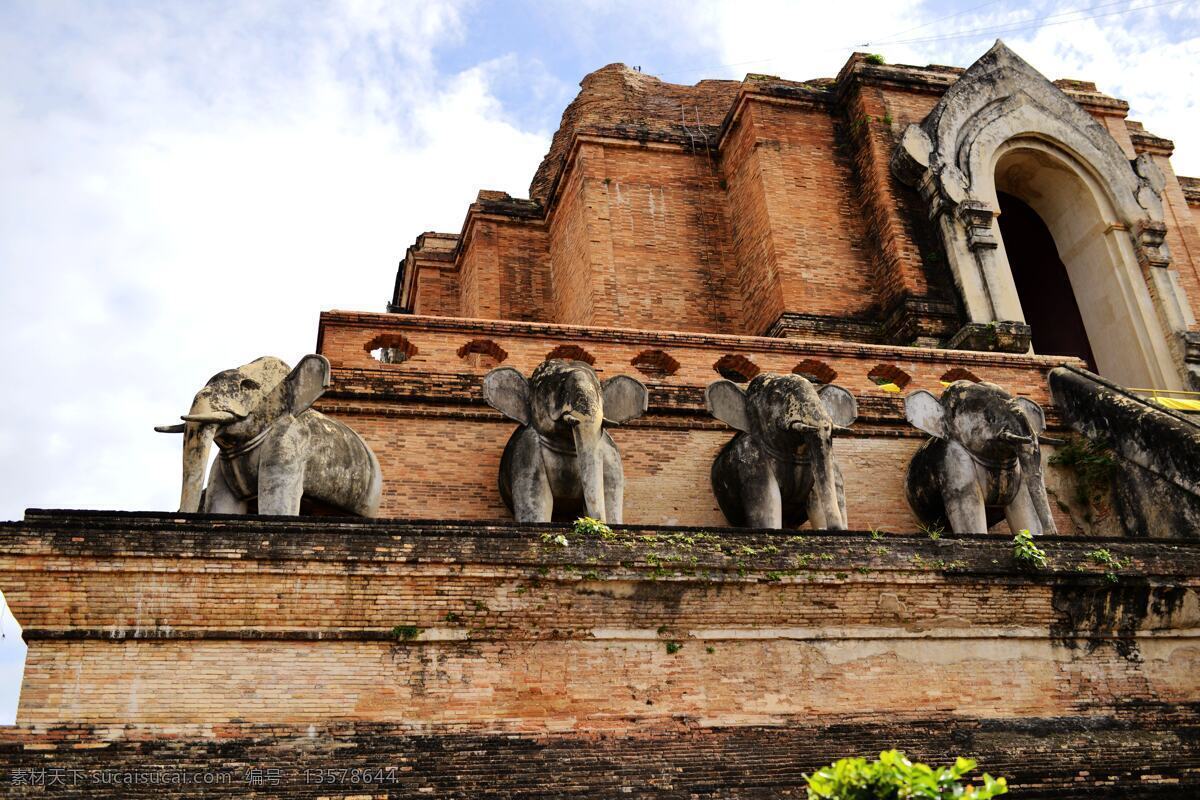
<box><xmin>0</xmin><ymin>511</ymin><xmax>1197</xmax><ymax>796</ymax></box>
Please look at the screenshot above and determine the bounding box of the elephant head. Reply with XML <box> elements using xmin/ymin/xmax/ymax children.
<box><xmin>707</xmin><ymin>374</ymin><xmax>857</xmax><ymax>529</ymax></box>
<box><xmin>906</xmin><ymin>380</ymin><xmax>1056</xmax><ymax>534</ymax></box>
<box><xmin>155</xmin><ymin>355</ymin><xmax>331</xmax><ymax>512</ymax></box>
<box><xmin>482</xmin><ymin>359</ymin><xmax>647</xmax><ymax>521</ymax></box>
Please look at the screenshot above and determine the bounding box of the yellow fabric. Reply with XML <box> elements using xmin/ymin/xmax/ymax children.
<box><xmin>1151</xmin><ymin>396</ymin><xmax>1200</xmax><ymax>412</ymax></box>
<box><xmin>879</xmin><ymin>382</ymin><xmax>902</xmax><ymax>393</ymax></box>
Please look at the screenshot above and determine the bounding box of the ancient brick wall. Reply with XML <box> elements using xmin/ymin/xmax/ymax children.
<box><xmin>5</xmin><ymin>712</ymin><xmax>1197</xmax><ymax>798</ymax></box>
<box><xmin>547</xmin><ymin>145</ymin><xmax>597</xmax><ymax>325</ymax></box>
<box><xmin>400</xmin><ymin>58</ymin><xmax>1200</xmax><ymax>357</ymax></box>
<box><xmin>4</xmin><ymin>511</ymin><xmax>1198</xmax><ymax>727</ymax></box>
<box><xmin>593</xmin><ymin>143</ymin><xmax>741</xmax><ymax>334</ymax></box>
<box><xmin>0</xmin><ymin>511</ymin><xmax>1197</xmax><ymax>796</ymax></box>
<box><xmin>458</xmin><ymin>216</ymin><xmax>551</xmax><ymax>322</ymax></box>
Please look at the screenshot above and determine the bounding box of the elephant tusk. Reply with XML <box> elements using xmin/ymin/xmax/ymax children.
<box><xmin>831</xmin><ymin>425</ymin><xmax>853</xmax><ymax>435</ymax></box>
<box><xmin>1038</xmin><ymin>435</ymin><xmax>1067</xmax><ymax>446</ymax></box>
<box><xmin>789</xmin><ymin>421</ymin><xmax>818</xmax><ymax>434</ymax></box>
<box><xmin>999</xmin><ymin>431</ymin><xmax>1033</xmax><ymax>444</ymax></box>
<box><xmin>181</xmin><ymin>411</ymin><xmax>242</xmax><ymax>424</ymax></box>
<box><xmin>155</xmin><ymin>423</ymin><xmax>186</xmax><ymax>434</ymax></box>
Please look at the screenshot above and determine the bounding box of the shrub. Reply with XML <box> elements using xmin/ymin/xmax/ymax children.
<box><xmin>391</xmin><ymin>625</ymin><xmax>421</xmax><ymax>641</ymax></box>
<box><xmin>805</xmin><ymin>750</ymin><xmax>1007</xmax><ymax>799</ymax></box>
<box><xmin>1048</xmin><ymin>435</ymin><xmax>1116</xmax><ymax>508</ymax></box>
<box><xmin>864</xmin><ymin>53</ymin><xmax>886</xmax><ymax>65</ymax></box>
<box><xmin>573</xmin><ymin>516</ymin><xmax>614</xmax><ymax>540</ymax></box>
<box><xmin>1012</xmin><ymin>529</ymin><xmax>1048</xmax><ymax>568</ymax></box>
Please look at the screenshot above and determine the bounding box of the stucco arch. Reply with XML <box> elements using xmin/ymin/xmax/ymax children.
<box><xmin>988</xmin><ymin>139</ymin><xmax>1177</xmax><ymax>388</ymax></box>
<box><xmin>891</xmin><ymin>41</ymin><xmax>1190</xmax><ymax>390</ymax></box>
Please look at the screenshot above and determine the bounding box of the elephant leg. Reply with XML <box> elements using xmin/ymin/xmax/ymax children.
<box><xmin>506</xmin><ymin>431</ymin><xmax>553</xmax><ymax>523</ymax></box>
<box><xmin>203</xmin><ymin>462</ymin><xmax>247</xmax><ymax>515</ymax></box>
<box><xmin>258</xmin><ymin>465</ymin><xmax>306</xmax><ymax>516</ymax></box>
<box><xmin>602</xmin><ymin>446</ymin><xmax>624</xmax><ymax>525</ymax></box>
<box><xmin>255</xmin><ymin>421</ymin><xmax>308</xmax><ymax>516</ymax></box>
<box><xmin>834</xmin><ymin>464</ymin><xmax>848</xmax><ymax>529</ymax></box>
<box><xmin>804</xmin><ymin>469</ymin><xmax>847</xmax><ymax>530</ymax></box>
<box><xmin>511</xmin><ymin>467</ymin><xmax>553</xmax><ymax>523</ymax></box>
<box><xmin>1004</xmin><ymin>484</ymin><xmax>1043</xmax><ymax>536</ymax></box>
<box><xmin>940</xmin><ymin>444</ymin><xmax>988</xmax><ymax>534</ymax></box>
<box><xmin>742</xmin><ymin>472</ymin><xmax>783</xmax><ymax>529</ymax></box>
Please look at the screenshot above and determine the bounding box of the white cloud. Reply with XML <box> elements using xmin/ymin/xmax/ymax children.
<box><xmin>691</xmin><ymin>0</ymin><xmax>1199</xmax><ymax>174</ymax></box>
<box><xmin>0</xmin><ymin>1</ymin><xmax>550</xmax><ymax>518</ymax></box>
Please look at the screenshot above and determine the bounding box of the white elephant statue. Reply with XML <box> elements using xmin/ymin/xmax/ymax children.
<box><xmin>905</xmin><ymin>380</ymin><xmax>1056</xmax><ymax>535</ymax></box>
<box><xmin>482</xmin><ymin>359</ymin><xmax>648</xmax><ymax>523</ymax></box>
<box><xmin>155</xmin><ymin>355</ymin><xmax>382</xmax><ymax>516</ymax></box>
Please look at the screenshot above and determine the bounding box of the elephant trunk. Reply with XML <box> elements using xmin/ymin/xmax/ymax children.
<box><xmin>1019</xmin><ymin>443</ymin><xmax>1058</xmax><ymax>535</ymax></box>
<box><xmin>571</xmin><ymin>421</ymin><xmax>607</xmax><ymax>522</ymax></box>
<box><xmin>179</xmin><ymin>421</ymin><xmax>217</xmax><ymax>513</ymax></box>
<box><xmin>805</xmin><ymin>430</ymin><xmax>845</xmax><ymax>531</ymax></box>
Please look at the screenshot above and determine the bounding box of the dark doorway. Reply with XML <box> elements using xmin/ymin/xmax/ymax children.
<box><xmin>996</xmin><ymin>191</ymin><xmax>1098</xmax><ymax>371</ymax></box>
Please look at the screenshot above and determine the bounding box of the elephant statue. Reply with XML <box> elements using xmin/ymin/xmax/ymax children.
<box><xmin>482</xmin><ymin>359</ymin><xmax>648</xmax><ymax>523</ymax></box>
<box><xmin>155</xmin><ymin>355</ymin><xmax>382</xmax><ymax>516</ymax></box>
<box><xmin>904</xmin><ymin>380</ymin><xmax>1057</xmax><ymax>535</ymax></box>
<box><xmin>707</xmin><ymin>373</ymin><xmax>858</xmax><ymax>530</ymax></box>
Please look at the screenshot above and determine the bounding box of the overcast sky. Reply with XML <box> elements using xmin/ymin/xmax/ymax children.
<box><xmin>0</xmin><ymin>0</ymin><xmax>1197</xmax><ymax>724</ymax></box>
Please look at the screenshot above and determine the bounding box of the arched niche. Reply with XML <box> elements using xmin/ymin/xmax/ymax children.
<box><xmin>891</xmin><ymin>40</ymin><xmax>1193</xmax><ymax>390</ymax></box>
<box><xmin>987</xmin><ymin>139</ymin><xmax>1176</xmax><ymax>388</ymax></box>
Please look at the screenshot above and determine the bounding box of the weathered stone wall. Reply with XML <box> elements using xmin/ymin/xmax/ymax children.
<box><xmin>3</xmin><ymin>711</ymin><xmax>1198</xmax><ymax>798</ymax></box>
<box><xmin>4</xmin><ymin>511</ymin><xmax>1197</xmax><ymax>729</ymax></box>
<box><xmin>0</xmin><ymin>511</ymin><xmax>1197</xmax><ymax>796</ymax></box>
<box><xmin>401</xmin><ymin>57</ymin><xmax>1200</xmax><ymax>349</ymax></box>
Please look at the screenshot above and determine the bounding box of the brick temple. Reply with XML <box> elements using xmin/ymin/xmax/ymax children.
<box><xmin>1</xmin><ymin>42</ymin><xmax>1199</xmax><ymax>797</ymax></box>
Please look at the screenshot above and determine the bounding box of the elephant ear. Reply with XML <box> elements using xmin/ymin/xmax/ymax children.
<box><xmin>817</xmin><ymin>384</ymin><xmax>858</xmax><ymax>428</ymax></box>
<box><xmin>905</xmin><ymin>389</ymin><xmax>947</xmax><ymax>439</ymax></box>
<box><xmin>482</xmin><ymin>367</ymin><xmax>532</xmax><ymax>426</ymax></box>
<box><xmin>706</xmin><ymin>380</ymin><xmax>750</xmax><ymax>432</ymax></box>
<box><xmin>1015</xmin><ymin>397</ymin><xmax>1046</xmax><ymax>436</ymax></box>
<box><xmin>602</xmin><ymin>375</ymin><xmax>649</xmax><ymax>425</ymax></box>
<box><xmin>282</xmin><ymin>354</ymin><xmax>332</xmax><ymax>415</ymax></box>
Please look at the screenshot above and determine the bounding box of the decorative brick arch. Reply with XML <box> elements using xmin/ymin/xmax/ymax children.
<box><xmin>713</xmin><ymin>354</ymin><xmax>760</xmax><ymax>383</ymax></box>
<box><xmin>891</xmin><ymin>41</ymin><xmax>1192</xmax><ymax>390</ymax></box>
<box><xmin>546</xmin><ymin>344</ymin><xmax>596</xmax><ymax>365</ymax></box>
<box><xmin>365</xmin><ymin>333</ymin><xmax>418</xmax><ymax>365</ymax></box>
<box><xmin>457</xmin><ymin>339</ymin><xmax>509</xmax><ymax>369</ymax></box>
<box><xmin>631</xmin><ymin>349</ymin><xmax>680</xmax><ymax>378</ymax></box>
<box><xmin>792</xmin><ymin>359</ymin><xmax>837</xmax><ymax>385</ymax></box>
<box><xmin>940</xmin><ymin>367</ymin><xmax>981</xmax><ymax>384</ymax></box>
<box><xmin>868</xmin><ymin>363</ymin><xmax>911</xmax><ymax>392</ymax></box>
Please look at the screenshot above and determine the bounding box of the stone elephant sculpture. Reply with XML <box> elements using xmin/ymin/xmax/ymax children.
<box><xmin>707</xmin><ymin>373</ymin><xmax>858</xmax><ymax>530</ymax></box>
<box><xmin>904</xmin><ymin>380</ymin><xmax>1056</xmax><ymax>535</ymax></box>
<box><xmin>155</xmin><ymin>355</ymin><xmax>382</xmax><ymax>516</ymax></box>
<box><xmin>482</xmin><ymin>359</ymin><xmax>648</xmax><ymax>523</ymax></box>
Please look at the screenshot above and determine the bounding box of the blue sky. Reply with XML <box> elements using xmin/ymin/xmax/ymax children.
<box><xmin>0</xmin><ymin>0</ymin><xmax>1197</xmax><ymax>724</ymax></box>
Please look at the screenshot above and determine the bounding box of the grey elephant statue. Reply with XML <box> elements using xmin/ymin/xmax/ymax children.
<box><xmin>707</xmin><ymin>373</ymin><xmax>858</xmax><ymax>530</ymax></box>
<box><xmin>482</xmin><ymin>359</ymin><xmax>648</xmax><ymax>523</ymax></box>
<box><xmin>155</xmin><ymin>355</ymin><xmax>382</xmax><ymax>516</ymax></box>
<box><xmin>904</xmin><ymin>380</ymin><xmax>1056</xmax><ymax>535</ymax></box>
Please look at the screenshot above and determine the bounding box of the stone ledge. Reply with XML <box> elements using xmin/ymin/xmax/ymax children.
<box><xmin>317</xmin><ymin>311</ymin><xmax>1079</xmax><ymax>370</ymax></box>
<box><xmin>6</xmin><ymin>510</ymin><xmax>1197</xmax><ymax>576</ymax></box>
<box><xmin>0</xmin><ymin>707</ymin><xmax>1197</xmax><ymax>798</ymax></box>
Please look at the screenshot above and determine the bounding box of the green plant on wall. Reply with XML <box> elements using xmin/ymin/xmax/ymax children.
<box><xmin>805</xmin><ymin>750</ymin><xmax>1007</xmax><ymax>799</ymax></box>
<box><xmin>1048</xmin><ymin>435</ymin><xmax>1117</xmax><ymax>520</ymax></box>
<box><xmin>391</xmin><ymin>625</ymin><xmax>421</xmax><ymax>641</ymax></box>
<box><xmin>573</xmin><ymin>516</ymin><xmax>614</xmax><ymax>540</ymax></box>
<box><xmin>1012</xmin><ymin>529</ymin><xmax>1048</xmax><ymax>569</ymax></box>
